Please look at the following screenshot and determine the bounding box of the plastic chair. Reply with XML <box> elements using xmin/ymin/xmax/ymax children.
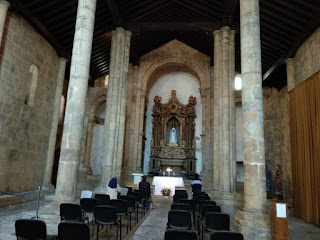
<box><xmin>171</xmin><ymin>203</ymin><xmax>190</xmax><ymax>211</ymax></box>
<box><xmin>202</xmin><ymin>213</ymin><xmax>230</xmax><ymax>240</ymax></box>
<box><xmin>175</xmin><ymin>189</ymin><xmax>188</xmax><ymax>195</ymax></box>
<box><xmin>128</xmin><ymin>191</ymin><xmax>144</xmax><ymax>220</ymax></box>
<box><xmin>167</xmin><ymin>210</ymin><xmax>192</xmax><ymax>230</ymax></box>
<box><xmin>15</xmin><ymin>219</ymin><xmax>57</xmax><ymax>240</ymax></box>
<box><xmin>173</xmin><ymin>194</ymin><xmax>188</xmax><ymax>203</ymax></box>
<box><xmin>80</xmin><ymin>198</ymin><xmax>97</xmax><ymax>222</ymax></box>
<box><xmin>60</xmin><ymin>203</ymin><xmax>89</xmax><ymax>224</ymax></box>
<box><xmin>58</xmin><ymin>222</ymin><xmax>90</xmax><ymax>240</ymax></box>
<box><xmin>210</xmin><ymin>231</ymin><xmax>244</xmax><ymax>240</ymax></box>
<box><xmin>94</xmin><ymin>193</ymin><xmax>111</xmax><ymax>205</ymax></box>
<box><xmin>109</xmin><ymin>199</ymin><xmax>131</xmax><ymax>234</ymax></box>
<box><xmin>165</xmin><ymin>229</ymin><xmax>198</xmax><ymax>240</ymax></box>
<box><xmin>92</xmin><ymin>205</ymin><xmax>122</xmax><ymax>240</ymax></box>
<box><xmin>197</xmin><ymin>205</ymin><xmax>222</xmax><ymax>235</ymax></box>
<box><xmin>119</xmin><ymin>195</ymin><xmax>137</xmax><ymax>227</ymax></box>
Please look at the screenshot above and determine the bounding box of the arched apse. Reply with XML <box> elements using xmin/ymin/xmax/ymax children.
<box><xmin>143</xmin><ymin>71</ymin><xmax>202</xmax><ymax>175</ymax></box>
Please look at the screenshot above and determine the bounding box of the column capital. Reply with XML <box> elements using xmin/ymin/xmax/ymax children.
<box><xmin>59</xmin><ymin>57</ymin><xmax>68</xmax><ymax>63</ymax></box>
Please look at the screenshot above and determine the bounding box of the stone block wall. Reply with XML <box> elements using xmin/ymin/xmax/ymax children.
<box><xmin>263</xmin><ymin>87</ymin><xmax>291</xmax><ymax>202</ymax></box>
<box><xmin>294</xmin><ymin>27</ymin><xmax>320</xmax><ymax>85</ymax></box>
<box><xmin>0</xmin><ymin>12</ymin><xmax>59</xmax><ymax>199</ymax></box>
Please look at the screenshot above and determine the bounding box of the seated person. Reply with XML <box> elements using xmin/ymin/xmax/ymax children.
<box><xmin>106</xmin><ymin>177</ymin><xmax>121</xmax><ymax>199</ymax></box>
<box><xmin>191</xmin><ymin>173</ymin><xmax>202</xmax><ymax>192</ymax></box>
<box><xmin>139</xmin><ymin>175</ymin><xmax>151</xmax><ymax>197</ymax></box>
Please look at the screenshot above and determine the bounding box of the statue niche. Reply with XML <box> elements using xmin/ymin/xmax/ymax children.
<box><xmin>149</xmin><ymin>90</ymin><xmax>197</xmax><ymax>178</ymax></box>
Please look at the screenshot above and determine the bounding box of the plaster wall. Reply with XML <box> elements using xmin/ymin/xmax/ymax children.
<box><xmin>0</xmin><ymin>13</ymin><xmax>59</xmax><ymax>198</ymax></box>
<box><xmin>143</xmin><ymin>72</ymin><xmax>202</xmax><ymax>174</ymax></box>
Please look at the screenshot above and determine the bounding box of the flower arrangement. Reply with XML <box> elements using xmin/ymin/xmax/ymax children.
<box><xmin>161</xmin><ymin>187</ymin><xmax>171</xmax><ymax>196</ymax></box>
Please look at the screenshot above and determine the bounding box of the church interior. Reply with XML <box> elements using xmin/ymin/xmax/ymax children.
<box><xmin>0</xmin><ymin>0</ymin><xmax>320</xmax><ymax>239</ymax></box>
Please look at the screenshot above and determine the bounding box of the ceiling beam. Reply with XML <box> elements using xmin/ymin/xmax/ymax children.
<box><xmin>263</xmin><ymin>8</ymin><xmax>320</xmax><ymax>81</ymax></box>
<box><xmin>126</xmin><ymin>21</ymin><xmax>223</xmax><ymax>33</ymax></box>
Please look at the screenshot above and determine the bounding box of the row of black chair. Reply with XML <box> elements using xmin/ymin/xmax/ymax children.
<box><xmin>164</xmin><ymin>229</ymin><xmax>243</xmax><ymax>240</ymax></box>
<box><xmin>15</xmin><ymin>219</ymin><xmax>90</xmax><ymax>240</ymax></box>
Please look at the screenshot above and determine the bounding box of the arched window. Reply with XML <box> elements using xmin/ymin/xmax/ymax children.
<box><xmin>25</xmin><ymin>64</ymin><xmax>39</xmax><ymax>107</ymax></box>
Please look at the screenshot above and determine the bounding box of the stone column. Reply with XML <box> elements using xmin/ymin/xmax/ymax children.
<box><xmin>55</xmin><ymin>0</ymin><xmax>97</xmax><ymax>202</ymax></box>
<box><xmin>115</xmin><ymin>30</ymin><xmax>132</xmax><ymax>178</ymax></box>
<box><xmin>213</xmin><ymin>30</ymin><xmax>221</xmax><ymax>190</ymax></box>
<box><xmin>97</xmin><ymin>27</ymin><xmax>131</xmax><ymax>191</ymax></box>
<box><xmin>0</xmin><ymin>0</ymin><xmax>9</xmax><ymax>48</ymax></box>
<box><xmin>235</xmin><ymin>0</ymin><xmax>270</xmax><ymax>238</ymax></box>
<box><xmin>43</xmin><ymin>57</ymin><xmax>67</xmax><ymax>189</ymax></box>
<box><xmin>136</xmin><ymin>88</ymin><xmax>148</xmax><ymax>172</ymax></box>
<box><xmin>213</xmin><ymin>26</ymin><xmax>236</xmax><ymax>192</ymax></box>
<box><xmin>285</xmin><ymin>58</ymin><xmax>296</xmax><ymax>92</ymax></box>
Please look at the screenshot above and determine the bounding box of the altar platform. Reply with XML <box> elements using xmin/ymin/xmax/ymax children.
<box><xmin>152</xmin><ymin>176</ymin><xmax>184</xmax><ymax>196</ymax></box>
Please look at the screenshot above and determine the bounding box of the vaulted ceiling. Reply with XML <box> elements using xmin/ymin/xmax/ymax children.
<box><xmin>7</xmin><ymin>0</ymin><xmax>320</xmax><ymax>90</ymax></box>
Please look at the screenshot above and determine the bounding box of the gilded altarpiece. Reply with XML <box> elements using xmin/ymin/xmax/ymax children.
<box><xmin>149</xmin><ymin>90</ymin><xmax>197</xmax><ymax>177</ymax></box>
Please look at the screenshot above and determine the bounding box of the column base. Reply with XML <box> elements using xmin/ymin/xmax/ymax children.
<box><xmin>234</xmin><ymin>209</ymin><xmax>271</xmax><ymax>240</ymax></box>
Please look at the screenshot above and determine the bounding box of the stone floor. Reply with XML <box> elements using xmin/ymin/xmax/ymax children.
<box><xmin>0</xmin><ymin>195</ymin><xmax>320</xmax><ymax>240</ymax></box>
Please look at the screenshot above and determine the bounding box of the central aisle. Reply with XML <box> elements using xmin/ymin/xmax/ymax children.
<box><xmin>128</xmin><ymin>196</ymin><xmax>171</xmax><ymax>240</ymax></box>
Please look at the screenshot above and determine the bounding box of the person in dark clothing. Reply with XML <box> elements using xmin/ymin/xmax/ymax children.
<box><xmin>191</xmin><ymin>173</ymin><xmax>202</xmax><ymax>192</ymax></box>
<box><xmin>139</xmin><ymin>175</ymin><xmax>151</xmax><ymax>197</ymax></box>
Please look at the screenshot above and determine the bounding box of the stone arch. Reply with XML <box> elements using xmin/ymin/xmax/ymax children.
<box><xmin>25</xmin><ymin>64</ymin><xmax>39</xmax><ymax>107</ymax></box>
<box><xmin>84</xmin><ymin>94</ymin><xmax>107</xmax><ymax>170</ymax></box>
<box><xmin>141</xmin><ymin>57</ymin><xmax>209</xmax><ymax>90</ymax></box>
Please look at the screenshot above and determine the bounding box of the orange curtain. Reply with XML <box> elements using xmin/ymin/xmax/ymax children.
<box><xmin>290</xmin><ymin>72</ymin><xmax>320</xmax><ymax>226</ymax></box>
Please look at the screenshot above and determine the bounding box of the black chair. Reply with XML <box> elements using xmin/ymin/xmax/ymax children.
<box><xmin>80</xmin><ymin>198</ymin><xmax>97</xmax><ymax>222</ymax></box>
<box><xmin>92</xmin><ymin>205</ymin><xmax>122</xmax><ymax>240</ymax></box>
<box><xmin>128</xmin><ymin>191</ymin><xmax>144</xmax><ymax>220</ymax></box>
<box><xmin>198</xmin><ymin>200</ymin><xmax>216</xmax><ymax>211</ymax></box>
<box><xmin>60</xmin><ymin>203</ymin><xmax>89</xmax><ymax>224</ymax></box>
<box><xmin>210</xmin><ymin>231</ymin><xmax>244</xmax><ymax>240</ymax></box>
<box><xmin>171</xmin><ymin>203</ymin><xmax>190</xmax><ymax>211</ymax></box>
<box><xmin>173</xmin><ymin>194</ymin><xmax>188</xmax><ymax>203</ymax></box>
<box><xmin>175</xmin><ymin>189</ymin><xmax>188</xmax><ymax>195</ymax></box>
<box><xmin>119</xmin><ymin>194</ymin><xmax>137</xmax><ymax>227</ymax></box>
<box><xmin>197</xmin><ymin>205</ymin><xmax>222</xmax><ymax>235</ymax></box>
<box><xmin>178</xmin><ymin>198</ymin><xmax>197</xmax><ymax>228</ymax></box>
<box><xmin>15</xmin><ymin>219</ymin><xmax>57</xmax><ymax>240</ymax></box>
<box><xmin>192</xmin><ymin>191</ymin><xmax>207</xmax><ymax>199</ymax></box>
<box><xmin>165</xmin><ymin>229</ymin><xmax>198</xmax><ymax>240</ymax></box>
<box><xmin>109</xmin><ymin>199</ymin><xmax>131</xmax><ymax>234</ymax></box>
<box><xmin>135</xmin><ymin>189</ymin><xmax>148</xmax><ymax>213</ymax></box>
<box><xmin>94</xmin><ymin>193</ymin><xmax>111</xmax><ymax>205</ymax></box>
<box><xmin>58</xmin><ymin>222</ymin><xmax>90</xmax><ymax>240</ymax></box>
<box><xmin>167</xmin><ymin>210</ymin><xmax>192</xmax><ymax>230</ymax></box>
<box><xmin>202</xmin><ymin>213</ymin><xmax>230</xmax><ymax>240</ymax></box>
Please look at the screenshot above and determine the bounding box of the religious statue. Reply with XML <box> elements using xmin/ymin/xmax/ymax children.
<box><xmin>169</xmin><ymin>123</ymin><xmax>178</xmax><ymax>144</ymax></box>
<box><xmin>265</xmin><ymin>165</ymin><xmax>272</xmax><ymax>191</ymax></box>
<box><xmin>275</xmin><ymin>164</ymin><xmax>283</xmax><ymax>194</ymax></box>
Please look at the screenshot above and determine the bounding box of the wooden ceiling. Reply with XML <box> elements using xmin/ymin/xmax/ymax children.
<box><xmin>7</xmin><ymin>0</ymin><xmax>320</xmax><ymax>90</ymax></box>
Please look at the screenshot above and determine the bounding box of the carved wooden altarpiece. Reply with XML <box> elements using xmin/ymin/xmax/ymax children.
<box><xmin>149</xmin><ymin>90</ymin><xmax>197</xmax><ymax>177</ymax></box>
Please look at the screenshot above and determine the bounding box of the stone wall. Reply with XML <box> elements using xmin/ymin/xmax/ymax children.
<box><xmin>294</xmin><ymin>27</ymin><xmax>320</xmax><ymax>85</ymax></box>
<box><xmin>0</xmin><ymin>12</ymin><xmax>59</xmax><ymax>202</ymax></box>
<box><xmin>263</xmin><ymin>87</ymin><xmax>291</xmax><ymax>202</ymax></box>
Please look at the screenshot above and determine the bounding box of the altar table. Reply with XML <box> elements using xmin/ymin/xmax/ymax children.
<box><xmin>152</xmin><ymin>176</ymin><xmax>184</xmax><ymax>196</ymax></box>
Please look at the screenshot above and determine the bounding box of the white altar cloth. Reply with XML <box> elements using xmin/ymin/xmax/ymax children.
<box><xmin>152</xmin><ymin>176</ymin><xmax>184</xmax><ymax>196</ymax></box>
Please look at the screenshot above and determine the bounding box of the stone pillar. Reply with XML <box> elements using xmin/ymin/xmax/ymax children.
<box><xmin>97</xmin><ymin>27</ymin><xmax>131</xmax><ymax>191</ymax></box>
<box><xmin>213</xmin><ymin>30</ymin><xmax>221</xmax><ymax>190</ymax></box>
<box><xmin>285</xmin><ymin>58</ymin><xmax>296</xmax><ymax>92</ymax></box>
<box><xmin>115</xmin><ymin>30</ymin><xmax>132</xmax><ymax>178</ymax></box>
<box><xmin>0</xmin><ymin>0</ymin><xmax>9</xmax><ymax>48</ymax></box>
<box><xmin>235</xmin><ymin>0</ymin><xmax>270</xmax><ymax>238</ymax></box>
<box><xmin>213</xmin><ymin>26</ymin><xmax>236</xmax><ymax>192</ymax></box>
<box><xmin>55</xmin><ymin>0</ymin><xmax>97</xmax><ymax>202</ymax></box>
<box><xmin>43</xmin><ymin>58</ymin><xmax>67</xmax><ymax>189</ymax></box>
<box><xmin>136</xmin><ymin>88</ymin><xmax>148</xmax><ymax>172</ymax></box>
